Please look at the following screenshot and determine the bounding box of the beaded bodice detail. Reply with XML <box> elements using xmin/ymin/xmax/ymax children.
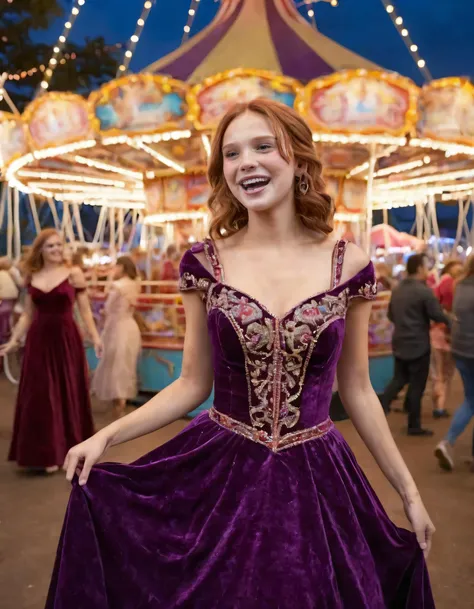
<box><xmin>180</xmin><ymin>239</ymin><xmax>377</xmax><ymax>452</ymax></box>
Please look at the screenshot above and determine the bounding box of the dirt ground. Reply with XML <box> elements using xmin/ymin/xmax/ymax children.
<box><xmin>0</xmin><ymin>375</ymin><xmax>473</xmax><ymax>609</ymax></box>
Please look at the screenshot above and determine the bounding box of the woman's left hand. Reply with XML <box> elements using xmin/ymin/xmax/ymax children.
<box><xmin>94</xmin><ymin>338</ymin><xmax>103</xmax><ymax>359</ymax></box>
<box><xmin>404</xmin><ymin>495</ymin><xmax>435</xmax><ymax>557</ymax></box>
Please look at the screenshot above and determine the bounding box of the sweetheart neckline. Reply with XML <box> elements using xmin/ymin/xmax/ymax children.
<box><xmin>188</xmin><ymin>248</ymin><xmax>373</xmax><ymax>320</ymax></box>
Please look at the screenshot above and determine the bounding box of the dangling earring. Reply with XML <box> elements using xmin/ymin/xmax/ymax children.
<box><xmin>298</xmin><ymin>175</ymin><xmax>309</xmax><ymax>196</ymax></box>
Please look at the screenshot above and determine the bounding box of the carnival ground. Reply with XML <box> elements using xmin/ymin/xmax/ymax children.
<box><xmin>1</xmin><ymin>375</ymin><xmax>473</xmax><ymax>609</ymax></box>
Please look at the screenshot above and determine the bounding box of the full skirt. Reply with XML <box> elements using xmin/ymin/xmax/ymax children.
<box><xmin>91</xmin><ymin>316</ymin><xmax>141</xmax><ymax>401</ymax></box>
<box><xmin>8</xmin><ymin>319</ymin><xmax>93</xmax><ymax>468</ymax></box>
<box><xmin>46</xmin><ymin>413</ymin><xmax>435</xmax><ymax>608</ymax></box>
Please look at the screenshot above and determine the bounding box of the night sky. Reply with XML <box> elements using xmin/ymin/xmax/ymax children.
<box><xmin>37</xmin><ymin>0</ymin><xmax>473</xmax><ymax>86</ymax></box>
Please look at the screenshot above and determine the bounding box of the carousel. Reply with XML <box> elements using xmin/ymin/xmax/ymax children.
<box><xmin>1</xmin><ymin>0</ymin><xmax>474</xmax><ymax>400</ymax></box>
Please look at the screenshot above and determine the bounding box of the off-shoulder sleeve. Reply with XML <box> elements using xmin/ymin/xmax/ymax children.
<box><xmin>347</xmin><ymin>261</ymin><xmax>378</xmax><ymax>302</ymax></box>
<box><xmin>178</xmin><ymin>243</ymin><xmax>214</xmax><ymax>299</ymax></box>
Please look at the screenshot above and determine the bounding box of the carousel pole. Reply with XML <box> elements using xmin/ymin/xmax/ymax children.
<box><xmin>117</xmin><ymin>208</ymin><xmax>125</xmax><ymax>252</ymax></box>
<box><xmin>47</xmin><ymin>197</ymin><xmax>61</xmax><ymax>230</ymax></box>
<box><xmin>364</xmin><ymin>143</ymin><xmax>377</xmax><ymax>254</ymax></box>
<box><xmin>108</xmin><ymin>206</ymin><xmax>116</xmax><ymax>258</ymax></box>
<box><xmin>92</xmin><ymin>206</ymin><xmax>107</xmax><ymax>246</ymax></box>
<box><xmin>13</xmin><ymin>188</ymin><xmax>21</xmax><ymax>260</ymax></box>
<box><xmin>72</xmin><ymin>203</ymin><xmax>85</xmax><ymax>244</ymax></box>
<box><xmin>452</xmin><ymin>197</ymin><xmax>466</xmax><ymax>256</ymax></box>
<box><xmin>415</xmin><ymin>201</ymin><xmax>424</xmax><ymax>240</ymax></box>
<box><xmin>428</xmin><ymin>194</ymin><xmax>440</xmax><ymax>262</ymax></box>
<box><xmin>6</xmin><ymin>185</ymin><xmax>13</xmax><ymax>259</ymax></box>
<box><xmin>27</xmin><ymin>193</ymin><xmax>41</xmax><ymax>235</ymax></box>
<box><xmin>0</xmin><ymin>184</ymin><xmax>7</xmax><ymax>232</ymax></box>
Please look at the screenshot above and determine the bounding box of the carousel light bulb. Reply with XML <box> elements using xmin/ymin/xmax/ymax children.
<box><xmin>137</xmin><ymin>18</ymin><xmax>145</xmax><ymax>26</ymax></box>
<box><xmin>331</xmin><ymin>0</ymin><xmax>338</xmax><ymax>6</ymax></box>
<box><xmin>410</xmin><ymin>44</ymin><xmax>418</xmax><ymax>52</ymax></box>
<box><xmin>72</xmin><ymin>7</ymin><xmax>79</xmax><ymax>15</ymax></box>
<box><xmin>40</xmin><ymin>81</ymin><xmax>49</xmax><ymax>89</ymax></box>
<box><xmin>46</xmin><ymin>68</ymin><xmax>53</xmax><ymax>76</ymax></box>
<box><xmin>50</xmin><ymin>58</ymin><xmax>57</xmax><ymax>65</ymax></box>
<box><xmin>308</xmin><ymin>9</ymin><xmax>314</xmax><ymax>17</ymax></box>
<box><xmin>418</xmin><ymin>59</ymin><xmax>426</xmax><ymax>67</ymax></box>
<box><xmin>119</xmin><ymin>65</ymin><xmax>126</xmax><ymax>71</ymax></box>
<box><xmin>144</xmin><ymin>0</ymin><xmax>152</xmax><ymax>8</ymax></box>
<box><xmin>386</xmin><ymin>4</ymin><xmax>394</xmax><ymax>12</ymax></box>
<box><xmin>131</xmin><ymin>34</ymin><xmax>139</xmax><ymax>42</ymax></box>
<box><xmin>395</xmin><ymin>16</ymin><xmax>403</xmax><ymax>25</ymax></box>
<box><xmin>59</xmin><ymin>36</ymin><xmax>66</xmax><ymax>42</ymax></box>
<box><xmin>189</xmin><ymin>9</ymin><xmax>195</xmax><ymax>15</ymax></box>
<box><xmin>65</xmin><ymin>21</ymin><xmax>72</xmax><ymax>28</ymax></box>
<box><xmin>125</xmin><ymin>50</ymin><xmax>132</xmax><ymax>58</ymax></box>
<box><xmin>54</xmin><ymin>46</ymin><xmax>60</xmax><ymax>53</ymax></box>
<box><xmin>78</xmin><ymin>0</ymin><xmax>85</xmax><ymax>5</ymax></box>
<box><xmin>423</xmin><ymin>156</ymin><xmax>431</xmax><ymax>163</ymax></box>
<box><xmin>401</xmin><ymin>28</ymin><xmax>408</xmax><ymax>36</ymax></box>
<box><xmin>184</xmin><ymin>25</ymin><xmax>190</xmax><ymax>33</ymax></box>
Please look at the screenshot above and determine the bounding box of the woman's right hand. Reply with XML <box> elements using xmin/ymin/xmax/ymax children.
<box><xmin>0</xmin><ymin>340</ymin><xmax>17</xmax><ymax>357</ymax></box>
<box><xmin>63</xmin><ymin>433</ymin><xmax>109</xmax><ymax>486</ymax></box>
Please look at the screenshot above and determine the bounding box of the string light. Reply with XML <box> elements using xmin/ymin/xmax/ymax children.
<box><xmin>17</xmin><ymin>170</ymin><xmax>130</xmax><ymax>188</ymax></box>
<box><xmin>379</xmin><ymin>0</ymin><xmax>431</xmax><ymax>81</ymax></box>
<box><xmin>130</xmin><ymin>140</ymin><xmax>186</xmax><ymax>173</ymax></box>
<box><xmin>38</xmin><ymin>0</ymin><xmax>87</xmax><ymax>93</ymax></box>
<box><xmin>117</xmin><ymin>0</ymin><xmax>155</xmax><ymax>76</ymax></box>
<box><xmin>376</xmin><ymin>168</ymin><xmax>474</xmax><ymax>190</ymax></box>
<box><xmin>73</xmin><ymin>155</ymin><xmax>144</xmax><ymax>179</ymax></box>
<box><xmin>182</xmin><ymin>0</ymin><xmax>201</xmax><ymax>44</ymax></box>
<box><xmin>144</xmin><ymin>211</ymin><xmax>207</xmax><ymax>225</ymax></box>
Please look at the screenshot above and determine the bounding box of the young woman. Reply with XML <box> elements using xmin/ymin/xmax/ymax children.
<box><xmin>46</xmin><ymin>100</ymin><xmax>435</xmax><ymax>608</ymax></box>
<box><xmin>430</xmin><ymin>260</ymin><xmax>463</xmax><ymax>418</ymax></box>
<box><xmin>91</xmin><ymin>256</ymin><xmax>141</xmax><ymax>417</ymax></box>
<box><xmin>0</xmin><ymin>229</ymin><xmax>102</xmax><ymax>473</ymax></box>
<box><xmin>435</xmin><ymin>255</ymin><xmax>474</xmax><ymax>472</ymax></box>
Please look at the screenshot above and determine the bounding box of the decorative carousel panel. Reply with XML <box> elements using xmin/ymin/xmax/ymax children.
<box><xmin>0</xmin><ymin>112</ymin><xmax>28</xmax><ymax>167</ymax></box>
<box><xmin>89</xmin><ymin>74</ymin><xmax>191</xmax><ymax>136</ymax></box>
<box><xmin>417</xmin><ymin>78</ymin><xmax>474</xmax><ymax>144</ymax></box>
<box><xmin>23</xmin><ymin>93</ymin><xmax>93</xmax><ymax>149</ymax></box>
<box><xmin>188</xmin><ymin>69</ymin><xmax>301</xmax><ymax>130</ymax></box>
<box><xmin>144</xmin><ymin>178</ymin><xmax>165</xmax><ymax>215</ymax></box>
<box><xmin>186</xmin><ymin>174</ymin><xmax>210</xmax><ymax>209</ymax></box>
<box><xmin>297</xmin><ymin>70</ymin><xmax>418</xmax><ymax>136</ymax></box>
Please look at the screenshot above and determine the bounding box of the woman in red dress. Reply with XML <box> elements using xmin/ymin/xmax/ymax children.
<box><xmin>0</xmin><ymin>229</ymin><xmax>102</xmax><ymax>473</ymax></box>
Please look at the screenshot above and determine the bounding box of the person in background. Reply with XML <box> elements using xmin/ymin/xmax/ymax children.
<box><xmin>381</xmin><ymin>253</ymin><xmax>450</xmax><ymax>436</ymax></box>
<box><xmin>429</xmin><ymin>259</ymin><xmax>464</xmax><ymax>419</ymax></box>
<box><xmin>91</xmin><ymin>256</ymin><xmax>141</xmax><ymax>418</ymax></box>
<box><xmin>0</xmin><ymin>229</ymin><xmax>102</xmax><ymax>473</ymax></box>
<box><xmin>435</xmin><ymin>255</ymin><xmax>474</xmax><ymax>471</ymax></box>
<box><xmin>0</xmin><ymin>257</ymin><xmax>20</xmax><ymax>348</ymax></box>
<box><xmin>160</xmin><ymin>243</ymin><xmax>180</xmax><ymax>282</ymax></box>
<box><xmin>375</xmin><ymin>262</ymin><xmax>394</xmax><ymax>292</ymax></box>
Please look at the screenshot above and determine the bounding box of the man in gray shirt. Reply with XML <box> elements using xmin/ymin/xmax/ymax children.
<box><xmin>381</xmin><ymin>253</ymin><xmax>450</xmax><ymax>435</ymax></box>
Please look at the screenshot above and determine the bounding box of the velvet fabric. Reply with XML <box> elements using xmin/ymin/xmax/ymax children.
<box><xmin>8</xmin><ymin>279</ymin><xmax>94</xmax><ymax>468</ymax></box>
<box><xmin>46</xmin><ymin>241</ymin><xmax>435</xmax><ymax>608</ymax></box>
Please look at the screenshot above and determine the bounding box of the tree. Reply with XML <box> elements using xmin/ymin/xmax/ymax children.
<box><xmin>0</xmin><ymin>0</ymin><xmax>122</xmax><ymax>111</ymax></box>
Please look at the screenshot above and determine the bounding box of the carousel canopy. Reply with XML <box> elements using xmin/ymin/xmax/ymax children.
<box><xmin>145</xmin><ymin>0</ymin><xmax>379</xmax><ymax>83</ymax></box>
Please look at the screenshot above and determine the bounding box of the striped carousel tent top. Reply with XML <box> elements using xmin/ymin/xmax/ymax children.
<box><xmin>144</xmin><ymin>0</ymin><xmax>380</xmax><ymax>83</ymax></box>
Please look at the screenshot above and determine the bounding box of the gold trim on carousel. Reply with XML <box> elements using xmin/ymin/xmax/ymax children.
<box><xmin>296</xmin><ymin>70</ymin><xmax>419</xmax><ymax>137</ymax></box>
<box><xmin>89</xmin><ymin>73</ymin><xmax>192</xmax><ymax>138</ymax></box>
<box><xmin>187</xmin><ymin>68</ymin><xmax>302</xmax><ymax>131</ymax></box>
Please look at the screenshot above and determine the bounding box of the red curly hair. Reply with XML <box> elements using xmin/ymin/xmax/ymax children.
<box><xmin>207</xmin><ymin>98</ymin><xmax>333</xmax><ymax>239</ymax></box>
<box><xmin>23</xmin><ymin>228</ymin><xmax>62</xmax><ymax>276</ymax></box>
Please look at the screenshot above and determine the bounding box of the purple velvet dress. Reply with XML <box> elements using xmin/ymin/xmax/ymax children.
<box><xmin>46</xmin><ymin>239</ymin><xmax>435</xmax><ymax>609</ymax></box>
